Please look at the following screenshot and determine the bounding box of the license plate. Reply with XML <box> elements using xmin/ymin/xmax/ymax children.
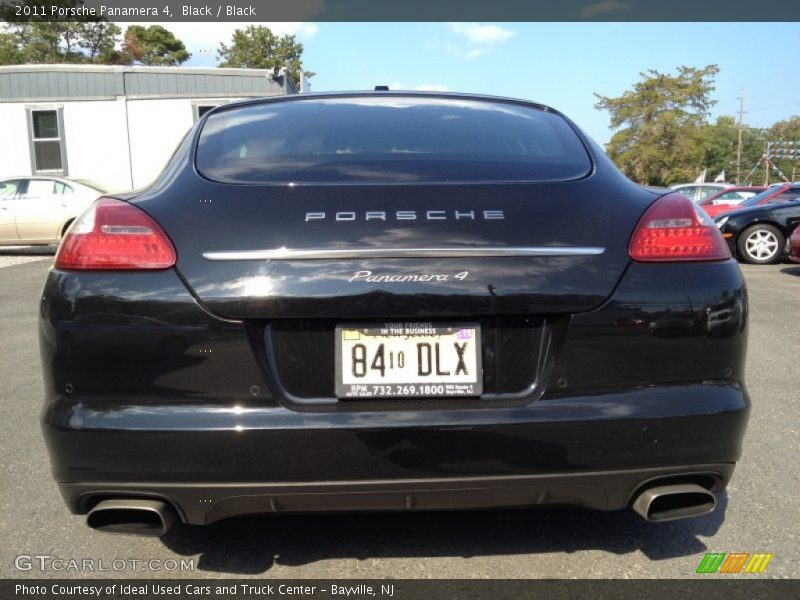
<box><xmin>335</xmin><ymin>322</ymin><xmax>482</xmax><ymax>398</ymax></box>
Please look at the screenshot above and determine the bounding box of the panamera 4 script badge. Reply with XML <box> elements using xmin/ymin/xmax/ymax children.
<box><xmin>348</xmin><ymin>271</ymin><xmax>470</xmax><ymax>283</ymax></box>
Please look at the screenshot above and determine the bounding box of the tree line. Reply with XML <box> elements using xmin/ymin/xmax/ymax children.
<box><xmin>595</xmin><ymin>65</ymin><xmax>800</xmax><ymax>186</ymax></box>
<box><xmin>0</xmin><ymin>0</ymin><xmax>312</xmax><ymax>87</ymax></box>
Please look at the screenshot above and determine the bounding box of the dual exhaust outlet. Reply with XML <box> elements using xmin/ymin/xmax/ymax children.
<box><xmin>85</xmin><ymin>483</ymin><xmax>716</xmax><ymax>535</ymax></box>
<box><xmin>631</xmin><ymin>483</ymin><xmax>716</xmax><ymax>522</ymax></box>
<box><xmin>86</xmin><ymin>499</ymin><xmax>176</xmax><ymax>536</ymax></box>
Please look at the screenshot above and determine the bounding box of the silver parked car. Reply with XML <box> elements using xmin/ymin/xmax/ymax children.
<box><xmin>0</xmin><ymin>177</ymin><xmax>106</xmax><ymax>245</ymax></box>
<box><xmin>669</xmin><ymin>183</ymin><xmax>729</xmax><ymax>203</ymax></box>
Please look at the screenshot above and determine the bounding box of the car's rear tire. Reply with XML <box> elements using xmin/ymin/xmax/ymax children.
<box><xmin>737</xmin><ymin>224</ymin><xmax>783</xmax><ymax>264</ymax></box>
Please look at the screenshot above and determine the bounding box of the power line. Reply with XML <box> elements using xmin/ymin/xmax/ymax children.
<box><xmin>718</xmin><ymin>85</ymin><xmax>800</xmax><ymax>101</ymax></box>
<box><xmin>714</xmin><ymin>74</ymin><xmax>797</xmax><ymax>96</ymax></box>
<box><xmin>746</xmin><ymin>101</ymin><xmax>800</xmax><ymax>113</ymax></box>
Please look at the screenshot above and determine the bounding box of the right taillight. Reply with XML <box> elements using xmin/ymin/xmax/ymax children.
<box><xmin>790</xmin><ymin>227</ymin><xmax>800</xmax><ymax>264</ymax></box>
<box><xmin>629</xmin><ymin>192</ymin><xmax>731</xmax><ymax>262</ymax></box>
<box><xmin>55</xmin><ymin>197</ymin><xmax>176</xmax><ymax>270</ymax></box>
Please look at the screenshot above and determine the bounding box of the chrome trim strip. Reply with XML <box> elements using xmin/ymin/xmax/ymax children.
<box><xmin>203</xmin><ymin>247</ymin><xmax>606</xmax><ymax>261</ymax></box>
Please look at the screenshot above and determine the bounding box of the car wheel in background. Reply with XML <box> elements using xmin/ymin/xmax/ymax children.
<box><xmin>738</xmin><ymin>224</ymin><xmax>783</xmax><ymax>264</ymax></box>
<box><xmin>60</xmin><ymin>219</ymin><xmax>75</xmax><ymax>239</ymax></box>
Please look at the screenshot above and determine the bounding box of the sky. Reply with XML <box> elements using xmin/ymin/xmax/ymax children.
<box><xmin>148</xmin><ymin>22</ymin><xmax>800</xmax><ymax>145</ymax></box>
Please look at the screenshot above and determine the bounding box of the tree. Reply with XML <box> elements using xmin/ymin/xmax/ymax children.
<box><xmin>5</xmin><ymin>21</ymin><xmax>66</xmax><ymax>63</ymax></box>
<box><xmin>217</xmin><ymin>26</ymin><xmax>314</xmax><ymax>89</ymax></box>
<box><xmin>122</xmin><ymin>25</ymin><xmax>191</xmax><ymax>66</ymax></box>
<box><xmin>0</xmin><ymin>33</ymin><xmax>22</xmax><ymax>65</ymax></box>
<box><xmin>768</xmin><ymin>116</ymin><xmax>800</xmax><ymax>141</ymax></box>
<box><xmin>80</xmin><ymin>21</ymin><xmax>121</xmax><ymax>61</ymax></box>
<box><xmin>697</xmin><ymin>116</ymin><xmax>764</xmax><ymax>183</ymax></box>
<box><xmin>595</xmin><ymin>65</ymin><xmax>720</xmax><ymax>185</ymax></box>
<box><xmin>1</xmin><ymin>1</ymin><xmax>96</xmax><ymax>63</ymax></box>
<box><xmin>765</xmin><ymin>116</ymin><xmax>800</xmax><ymax>180</ymax></box>
<box><xmin>0</xmin><ymin>2</ymin><xmax>190</xmax><ymax>68</ymax></box>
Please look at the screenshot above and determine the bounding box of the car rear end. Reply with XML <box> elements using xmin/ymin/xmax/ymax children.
<box><xmin>39</xmin><ymin>93</ymin><xmax>749</xmax><ymax>534</ymax></box>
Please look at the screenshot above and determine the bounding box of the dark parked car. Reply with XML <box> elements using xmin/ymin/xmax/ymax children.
<box><xmin>40</xmin><ymin>92</ymin><xmax>749</xmax><ymax>535</ymax></box>
<box><xmin>715</xmin><ymin>183</ymin><xmax>800</xmax><ymax>264</ymax></box>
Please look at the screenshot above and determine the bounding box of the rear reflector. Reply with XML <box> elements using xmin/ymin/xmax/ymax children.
<box><xmin>55</xmin><ymin>197</ymin><xmax>176</xmax><ymax>270</ymax></box>
<box><xmin>629</xmin><ymin>193</ymin><xmax>730</xmax><ymax>262</ymax></box>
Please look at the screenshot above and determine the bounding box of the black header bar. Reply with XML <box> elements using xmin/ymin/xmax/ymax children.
<box><xmin>0</xmin><ymin>0</ymin><xmax>798</xmax><ymax>22</ymax></box>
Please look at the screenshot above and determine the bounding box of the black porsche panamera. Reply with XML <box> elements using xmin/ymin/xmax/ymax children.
<box><xmin>39</xmin><ymin>92</ymin><xmax>749</xmax><ymax>535</ymax></box>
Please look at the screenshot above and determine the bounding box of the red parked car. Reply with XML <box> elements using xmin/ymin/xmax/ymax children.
<box><xmin>703</xmin><ymin>183</ymin><xmax>797</xmax><ymax>218</ymax></box>
<box><xmin>699</xmin><ymin>186</ymin><xmax>767</xmax><ymax>217</ymax></box>
<box><xmin>790</xmin><ymin>227</ymin><xmax>800</xmax><ymax>264</ymax></box>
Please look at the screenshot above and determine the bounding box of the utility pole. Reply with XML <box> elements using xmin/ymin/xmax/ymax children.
<box><xmin>764</xmin><ymin>142</ymin><xmax>770</xmax><ymax>186</ymax></box>
<box><xmin>736</xmin><ymin>87</ymin><xmax>744</xmax><ymax>185</ymax></box>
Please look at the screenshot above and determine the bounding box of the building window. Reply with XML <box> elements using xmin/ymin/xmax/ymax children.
<box><xmin>196</xmin><ymin>105</ymin><xmax>216</xmax><ymax>119</ymax></box>
<box><xmin>28</xmin><ymin>108</ymin><xmax>67</xmax><ymax>175</ymax></box>
<box><xmin>192</xmin><ymin>102</ymin><xmax>227</xmax><ymax>122</ymax></box>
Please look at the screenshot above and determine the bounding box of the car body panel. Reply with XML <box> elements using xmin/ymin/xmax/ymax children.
<box><xmin>0</xmin><ymin>176</ymin><xmax>103</xmax><ymax>245</ymax></box>
<box><xmin>39</xmin><ymin>92</ymin><xmax>750</xmax><ymax>524</ymax></box>
<box><xmin>137</xmin><ymin>180</ymin><xmax>655</xmax><ymax>319</ymax></box>
<box><xmin>58</xmin><ymin>463</ymin><xmax>737</xmax><ymax>524</ymax></box>
<box><xmin>131</xmin><ymin>93</ymin><xmax>658</xmax><ymax>320</ymax></box>
<box><xmin>41</xmin><ymin>261</ymin><xmax>748</xmax><ymax>521</ymax></box>
<box><xmin>0</xmin><ymin>195</ymin><xmax>18</xmax><ymax>241</ymax></box>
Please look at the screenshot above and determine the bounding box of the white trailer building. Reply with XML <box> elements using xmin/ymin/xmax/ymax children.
<box><xmin>0</xmin><ymin>64</ymin><xmax>296</xmax><ymax>191</ymax></box>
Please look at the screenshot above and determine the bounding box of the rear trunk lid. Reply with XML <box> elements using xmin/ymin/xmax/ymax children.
<box><xmin>135</xmin><ymin>178</ymin><xmax>655</xmax><ymax>319</ymax></box>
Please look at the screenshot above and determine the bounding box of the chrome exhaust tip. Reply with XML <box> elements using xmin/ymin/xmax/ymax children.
<box><xmin>632</xmin><ymin>483</ymin><xmax>716</xmax><ymax>522</ymax></box>
<box><xmin>87</xmin><ymin>499</ymin><xmax>176</xmax><ymax>536</ymax></box>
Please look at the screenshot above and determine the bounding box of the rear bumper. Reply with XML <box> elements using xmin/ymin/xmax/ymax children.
<box><xmin>43</xmin><ymin>382</ymin><xmax>749</xmax><ymax>525</ymax></box>
<box><xmin>58</xmin><ymin>465</ymin><xmax>735</xmax><ymax>526</ymax></box>
<box><xmin>39</xmin><ymin>260</ymin><xmax>750</xmax><ymax>524</ymax></box>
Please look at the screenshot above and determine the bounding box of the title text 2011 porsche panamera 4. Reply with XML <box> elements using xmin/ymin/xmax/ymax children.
<box><xmin>40</xmin><ymin>93</ymin><xmax>749</xmax><ymax>535</ymax></box>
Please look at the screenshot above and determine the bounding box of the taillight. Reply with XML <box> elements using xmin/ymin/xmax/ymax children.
<box><xmin>629</xmin><ymin>192</ymin><xmax>730</xmax><ymax>262</ymax></box>
<box><xmin>55</xmin><ymin>197</ymin><xmax>176</xmax><ymax>270</ymax></box>
<box><xmin>790</xmin><ymin>227</ymin><xmax>800</xmax><ymax>264</ymax></box>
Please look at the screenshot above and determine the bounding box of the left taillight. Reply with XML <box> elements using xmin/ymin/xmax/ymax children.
<box><xmin>55</xmin><ymin>197</ymin><xmax>176</xmax><ymax>270</ymax></box>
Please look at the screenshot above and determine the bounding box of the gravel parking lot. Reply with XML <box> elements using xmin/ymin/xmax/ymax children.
<box><xmin>1</xmin><ymin>255</ymin><xmax>798</xmax><ymax>579</ymax></box>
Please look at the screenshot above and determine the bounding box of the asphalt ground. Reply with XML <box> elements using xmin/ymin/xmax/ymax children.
<box><xmin>0</xmin><ymin>252</ymin><xmax>798</xmax><ymax>579</ymax></box>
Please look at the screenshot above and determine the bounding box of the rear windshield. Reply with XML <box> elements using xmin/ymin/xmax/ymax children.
<box><xmin>195</xmin><ymin>96</ymin><xmax>592</xmax><ymax>184</ymax></box>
